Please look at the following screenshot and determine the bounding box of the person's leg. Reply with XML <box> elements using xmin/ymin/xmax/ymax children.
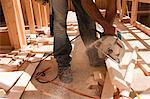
<box><xmin>51</xmin><ymin>0</ymin><xmax>72</xmax><ymax>83</ymax></box>
<box><xmin>72</xmin><ymin>0</ymin><xmax>105</xmax><ymax>67</ymax></box>
<box><xmin>105</xmin><ymin>0</ymin><xmax>117</xmax><ymax>25</ymax></box>
<box><xmin>72</xmin><ymin>0</ymin><xmax>97</xmax><ymax>47</ymax></box>
<box><xmin>50</xmin><ymin>8</ymin><xmax>54</xmax><ymax>36</ymax></box>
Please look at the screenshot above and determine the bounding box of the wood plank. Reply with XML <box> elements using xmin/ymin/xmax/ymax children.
<box><xmin>24</xmin><ymin>0</ymin><xmax>36</xmax><ymax>33</ymax></box>
<box><xmin>1</xmin><ymin>0</ymin><xmax>27</xmax><ymax>49</ymax></box>
<box><xmin>32</xmin><ymin>0</ymin><xmax>42</xmax><ymax>29</ymax></box>
<box><xmin>0</xmin><ymin>58</ymin><xmax>12</xmax><ymax>65</ymax></box>
<box><xmin>101</xmin><ymin>73</ymin><xmax>114</xmax><ymax>99</ymax></box>
<box><xmin>105</xmin><ymin>58</ymin><xmax>129</xmax><ymax>91</ymax></box>
<box><xmin>124</xmin><ymin>47</ymin><xmax>138</xmax><ymax>85</ymax></box>
<box><xmin>6</xmin><ymin>54</ymin><xmax>44</xmax><ymax>99</ymax></box>
<box><xmin>135</xmin><ymin>21</ymin><xmax>150</xmax><ymax>36</ymax></box>
<box><xmin>0</xmin><ymin>71</ymin><xmax>23</xmax><ymax>96</ymax></box>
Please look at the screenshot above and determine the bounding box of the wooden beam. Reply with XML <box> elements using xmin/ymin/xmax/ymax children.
<box><xmin>135</xmin><ymin>21</ymin><xmax>150</xmax><ymax>36</ymax></box>
<box><xmin>130</xmin><ymin>0</ymin><xmax>138</xmax><ymax>25</ymax></box>
<box><xmin>40</xmin><ymin>5</ymin><xmax>48</xmax><ymax>27</ymax></box>
<box><xmin>122</xmin><ymin>0</ymin><xmax>127</xmax><ymax>17</ymax></box>
<box><xmin>32</xmin><ymin>0</ymin><xmax>42</xmax><ymax>29</ymax></box>
<box><xmin>24</xmin><ymin>0</ymin><xmax>36</xmax><ymax>33</ymax></box>
<box><xmin>1</xmin><ymin>0</ymin><xmax>27</xmax><ymax>49</ymax></box>
<box><xmin>20</xmin><ymin>0</ymin><xmax>28</xmax><ymax>25</ymax></box>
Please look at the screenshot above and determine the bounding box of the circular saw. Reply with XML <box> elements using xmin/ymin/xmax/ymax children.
<box><xmin>93</xmin><ymin>35</ymin><xmax>125</xmax><ymax>63</ymax></box>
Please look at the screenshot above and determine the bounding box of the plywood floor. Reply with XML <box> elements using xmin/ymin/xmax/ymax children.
<box><xmin>21</xmin><ymin>36</ymin><xmax>106</xmax><ymax>99</ymax></box>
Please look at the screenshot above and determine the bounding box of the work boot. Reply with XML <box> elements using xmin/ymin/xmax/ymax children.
<box><xmin>58</xmin><ymin>66</ymin><xmax>73</xmax><ymax>83</ymax></box>
<box><xmin>86</xmin><ymin>47</ymin><xmax>106</xmax><ymax>67</ymax></box>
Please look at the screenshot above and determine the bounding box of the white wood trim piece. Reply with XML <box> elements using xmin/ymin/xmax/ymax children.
<box><xmin>124</xmin><ymin>47</ymin><xmax>138</xmax><ymax>85</ymax></box>
<box><xmin>0</xmin><ymin>71</ymin><xmax>23</xmax><ymax>97</ymax></box>
<box><xmin>105</xmin><ymin>58</ymin><xmax>129</xmax><ymax>91</ymax></box>
<box><xmin>4</xmin><ymin>54</ymin><xmax>44</xmax><ymax>99</ymax></box>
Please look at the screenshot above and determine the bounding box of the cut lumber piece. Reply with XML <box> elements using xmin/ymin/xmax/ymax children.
<box><xmin>32</xmin><ymin>45</ymin><xmax>53</xmax><ymax>53</ymax></box>
<box><xmin>101</xmin><ymin>73</ymin><xmax>114</xmax><ymax>99</ymax></box>
<box><xmin>124</xmin><ymin>47</ymin><xmax>138</xmax><ymax>85</ymax></box>
<box><xmin>105</xmin><ymin>58</ymin><xmax>129</xmax><ymax>91</ymax></box>
<box><xmin>0</xmin><ymin>71</ymin><xmax>23</xmax><ymax>97</ymax></box>
<box><xmin>92</xmin><ymin>71</ymin><xmax>105</xmax><ymax>86</ymax></box>
<box><xmin>8</xmin><ymin>59</ymin><xmax>23</xmax><ymax>67</ymax></box>
<box><xmin>0</xmin><ymin>89</ymin><xmax>6</xmax><ymax>97</ymax></box>
<box><xmin>27</xmin><ymin>53</ymin><xmax>44</xmax><ymax>62</ymax></box>
<box><xmin>137</xmin><ymin>62</ymin><xmax>150</xmax><ymax>76</ymax></box>
<box><xmin>15</xmin><ymin>52</ymin><xmax>29</xmax><ymax>60</ymax></box>
<box><xmin>6</xmin><ymin>54</ymin><xmax>44</xmax><ymax>99</ymax></box>
<box><xmin>0</xmin><ymin>58</ymin><xmax>12</xmax><ymax>65</ymax></box>
<box><xmin>86</xmin><ymin>76</ymin><xmax>98</xmax><ymax>89</ymax></box>
<box><xmin>0</xmin><ymin>65</ymin><xmax>18</xmax><ymax>72</ymax></box>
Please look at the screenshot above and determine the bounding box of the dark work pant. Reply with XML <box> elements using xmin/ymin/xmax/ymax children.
<box><xmin>51</xmin><ymin>0</ymin><xmax>72</xmax><ymax>68</ymax></box>
<box><xmin>72</xmin><ymin>0</ymin><xmax>97</xmax><ymax>47</ymax></box>
<box><xmin>50</xmin><ymin>9</ymin><xmax>54</xmax><ymax>36</ymax></box>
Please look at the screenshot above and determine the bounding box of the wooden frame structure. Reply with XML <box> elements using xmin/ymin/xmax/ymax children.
<box><xmin>129</xmin><ymin>0</ymin><xmax>150</xmax><ymax>36</ymax></box>
<box><xmin>0</xmin><ymin>0</ymin><xmax>50</xmax><ymax>49</ymax></box>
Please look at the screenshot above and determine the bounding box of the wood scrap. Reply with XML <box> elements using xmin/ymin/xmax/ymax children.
<box><xmin>105</xmin><ymin>58</ymin><xmax>129</xmax><ymax>91</ymax></box>
<box><xmin>8</xmin><ymin>59</ymin><xmax>23</xmax><ymax>67</ymax></box>
<box><xmin>0</xmin><ymin>89</ymin><xmax>6</xmax><ymax>97</ymax></box>
<box><xmin>0</xmin><ymin>71</ymin><xmax>23</xmax><ymax>97</ymax></box>
<box><xmin>6</xmin><ymin>54</ymin><xmax>44</xmax><ymax>99</ymax></box>
<box><xmin>0</xmin><ymin>58</ymin><xmax>12</xmax><ymax>65</ymax></box>
<box><xmin>15</xmin><ymin>52</ymin><xmax>29</xmax><ymax>60</ymax></box>
<box><xmin>92</xmin><ymin>71</ymin><xmax>105</xmax><ymax>86</ymax></box>
<box><xmin>86</xmin><ymin>76</ymin><xmax>98</xmax><ymax>89</ymax></box>
<box><xmin>124</xmin><ymin>47</ymin><xmax>138</xmax><ymax>85</ymax></box>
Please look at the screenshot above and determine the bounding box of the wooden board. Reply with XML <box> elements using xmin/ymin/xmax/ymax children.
<box><xmin>3</xmin><ymin>54</ymin><xmax>44</xmax><ymax>99</ymax></box>
<box><xmin>0</xmin><ymin>71</ymin><xmax>23</xmax><ymax>95</ymax></box>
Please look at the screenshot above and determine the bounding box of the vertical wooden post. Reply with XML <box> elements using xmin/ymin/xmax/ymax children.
<box><xmin>95</xmin><ymin>0</ymin><xmax>100</xmax><ymax>9</ymax></box>
<box><xmin>131</xmin><ymin>0</ymin><xmax>138</xmax><ymax>25</ymax></box>
<box><xmin>122</xmin><ymin>0</ymin><xmax>127</xmax><ymax>17</ymax></box>
<box><xmin>1</xmin><ymin>0</ymin><xmax>27</xmax><ymax>49</ymax></box>
<box><xmin>32</xmin><ymin>0</ymin><xmax>42</xmax><ymax>29</ymax></box>
<box><xmin>24</xmin><ymin>0</ymin><xmax>36</xmax><ymax>33</ymax></box>
<box><xmin>46</xmin><ymin>3</ymin><xmax>50</xmax><ymax>25</ymax></box>
<box><xmin>20</xmin><ymin>0</ymin><xmax>28</xmax><ymax>25</ymax></box>
<box><xmin>40</xmin><ymin>5</ymin><xmax>48</xmax><ymax>27</ymax></box>
<box><xmin>117</xmin><ymin>0</ymin><xmax>122</xmax><ymax>20</ymax></box>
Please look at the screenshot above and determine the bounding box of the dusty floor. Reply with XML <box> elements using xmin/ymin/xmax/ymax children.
<box><xmin>21</xmin><ymin>37</ymin><xmax>106</xmax><ymax>99</ymax></box>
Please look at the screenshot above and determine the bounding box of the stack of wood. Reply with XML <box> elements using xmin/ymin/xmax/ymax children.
<box><xmin>0</xmin><ymin>53</ymin><xmax>44</xmax><ymax>98</ymax></box>
<box><xmin>0</xmin><ymin>50</ymin><xmax>30</xmax><ymax>72</ymax></box>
